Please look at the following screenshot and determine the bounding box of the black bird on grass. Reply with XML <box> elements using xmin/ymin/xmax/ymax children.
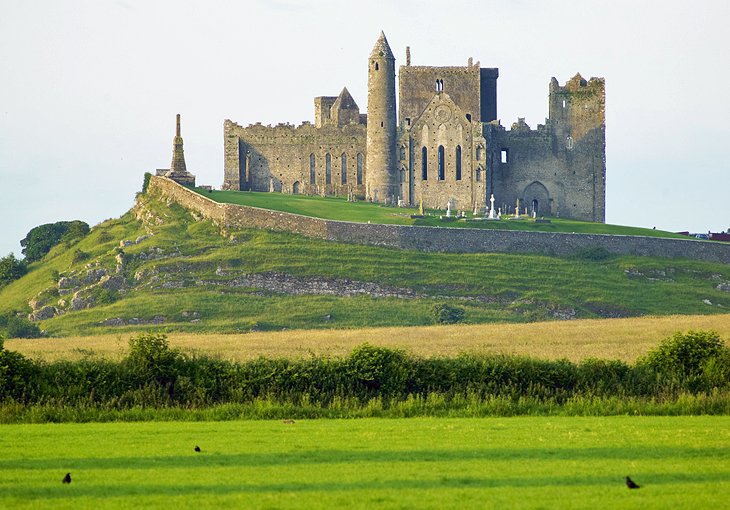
<box><xmin>625</xmin><ymin>476</ymin><xmax>640</xmax><ymax>489</ymax></box>
<box><xmin>194</xmin><ymin>445</ymin><xmax>201</xmax><ymax>452</ymax></box>
<box><xmin>62</xmin><ymin>473</ymin><xmax>72</xmax><ymax>484</ymax></box>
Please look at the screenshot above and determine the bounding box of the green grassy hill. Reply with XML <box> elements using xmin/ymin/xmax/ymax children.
<box><xmin>1</xmin><ymin>188</ymin><xmax>729</xmax><ymax>337</ymax></box>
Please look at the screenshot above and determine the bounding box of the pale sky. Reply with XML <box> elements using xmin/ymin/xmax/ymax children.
<box><xmin>1</xmin><ymin>0</ymin><xmax>728</xmax><ymax>257</ymax></box>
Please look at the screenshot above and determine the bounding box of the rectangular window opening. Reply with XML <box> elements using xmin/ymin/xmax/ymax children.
<box><xmin>500</xmin><ymin>149</ymin><xmax>509</xmax><ymax>164</ymax></box>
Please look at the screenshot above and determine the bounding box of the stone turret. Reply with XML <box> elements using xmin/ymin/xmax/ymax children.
<box><xmin>163</xmin><ymin>114</ymin><xmax>196</xmax><ymax>187</ymax></box>
<box><xmin>366</xmin><ymin>31</ymin><xmax>397</xmax><ymax>203</ymax></box>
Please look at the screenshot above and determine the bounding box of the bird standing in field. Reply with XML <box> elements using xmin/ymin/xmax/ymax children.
<box><xmin>194</xmin><ymin>445</ymin><xmax>201</xmax><ymax>452</ymax></box>
<box><xmin>62</xmin><ymin>473</ymin><xmax>72</xmax><ymax>484</ymax></box>
<box><xmin>625</xmin><ymin>476</ymin><xmax>640</xmax><ymax>489</ymax></box>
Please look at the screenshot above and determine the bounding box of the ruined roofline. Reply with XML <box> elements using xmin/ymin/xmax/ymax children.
<box><xmin>485</xmin><ymin>118</ymin><xmax>550</xmax><ymax>134</ymax></box>
<box><xmin>399</xmin><ymin>65</ymin><xmax>493</xmax><ymax>72</ymax></box>
<box><xmin>224</xmin><ymin>118</ymin><xmax>365</xmax><ymax>132</ymax></box>
<box><xmin>550</xmin><ymin>74</ymin><xmax>605</xmax><ymax>91</ymax></box>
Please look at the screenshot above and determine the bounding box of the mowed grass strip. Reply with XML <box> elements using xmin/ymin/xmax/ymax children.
<box><xmin>7</xmin><ymin>313</ymin><xmax>730</xmax><ymax>363</ymax></box>
<box><xmin>1</xmin><ymin>417</ymin><xmax>728</xmax><ymax>509</ymax></box>
<box><xmin>200</xmin><ymin>188</ymin><xmax>688</xmax><ymax>238</ymax></box>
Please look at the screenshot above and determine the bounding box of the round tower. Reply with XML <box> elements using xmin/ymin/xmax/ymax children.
<box><xmin>366</xmin><ymin>31</ymin><xmax>397</xmax><ymax>203</ymax></box>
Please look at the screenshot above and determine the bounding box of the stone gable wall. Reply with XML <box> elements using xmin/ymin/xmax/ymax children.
<box><xmin>149</xmin><ymin>177</ymin><xmax>730</xmax><ymax>264</ymax></box>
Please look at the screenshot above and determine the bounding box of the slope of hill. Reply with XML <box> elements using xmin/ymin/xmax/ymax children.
<box><xmin>1</xmin><ymin>187</ymin><xmax>729</xmax><ymax>337</ymax></box>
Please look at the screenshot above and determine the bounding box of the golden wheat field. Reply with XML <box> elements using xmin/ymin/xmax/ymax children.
<box><xmin>6</xmin><ymin>314</ymin><xmax>730</xmax><ymax>363</ymax></box>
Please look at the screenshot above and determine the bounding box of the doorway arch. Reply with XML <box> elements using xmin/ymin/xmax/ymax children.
<box><xmin>523</xmin><ymin>181</ymin><xmax>550</xmax><ymax>216</ymax></box>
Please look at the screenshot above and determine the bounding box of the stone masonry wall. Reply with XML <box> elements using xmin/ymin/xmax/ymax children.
<box><xmin>150</xmin><ymin>177</ymin><xmax>730</xmax><ymax>264</ymax></box>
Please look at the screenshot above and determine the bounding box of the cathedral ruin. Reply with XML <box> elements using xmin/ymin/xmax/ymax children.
<box><xmin>223</xmin><ymin>32</ymin><xmax>605</xmax><ymax>222</ymax></box>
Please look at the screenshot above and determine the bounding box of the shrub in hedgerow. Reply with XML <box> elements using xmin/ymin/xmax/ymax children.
<box><xmin>126</xmin><ymin>333</ymin><xmax>181</xmax><ymax>393</ymax></box>
<box><xmin>0</xmin><ymin>338</ymin><xmax>39</xmax><ymax>401</ymax></box>
<box><xmin>346</xmin><ymin>344</ymin><xmax>410</xmax><ymax>398</ymax></box>
<box><xmin>641</xmin><ymin>330</ymin><xmax>728</xmax><ymax>377</ymax></box>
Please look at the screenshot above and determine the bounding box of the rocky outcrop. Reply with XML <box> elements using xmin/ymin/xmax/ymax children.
<box><xmin>29</xmin><ymin>306</ymin><xmax>58</xmax><ymax>321</ymax></box>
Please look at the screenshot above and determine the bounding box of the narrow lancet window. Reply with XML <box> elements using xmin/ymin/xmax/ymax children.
<box><xmin>438</xmin><ymin>145</ymin><xmax>445</xmax><ymax>181</ymax></box>
<box><xmin>421</xmin><ymin>147</ymin><xmax>428</xmax><ymax>180</ymax></box>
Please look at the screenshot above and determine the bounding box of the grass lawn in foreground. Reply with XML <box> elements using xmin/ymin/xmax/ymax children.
<box><xmin>198</xmin><ymin>188</ymin><xmax>689</xmax><ymax>238</ymax></box>
<box><xmin>1</xmin><ymin>417</ymin><xmax>728</xmax><ymax>509</ymax></box>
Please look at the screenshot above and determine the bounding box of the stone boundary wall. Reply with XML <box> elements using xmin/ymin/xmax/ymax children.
<box><xmin>149</xmin><ymin>176</ymin><xmax>730</xmax><ymax>264</ymax></box>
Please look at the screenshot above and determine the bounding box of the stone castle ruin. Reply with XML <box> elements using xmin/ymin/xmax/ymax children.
<box><xmin>223</xmin><ymin>32</ymin><xmax>605</xmax><ymax>222</ymax></box>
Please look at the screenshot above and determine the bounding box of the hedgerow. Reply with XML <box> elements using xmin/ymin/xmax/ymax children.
<box><xmin>1</xmin><ymin>331</ymin><xmax>728</xmax><ymax>418</ymax></box>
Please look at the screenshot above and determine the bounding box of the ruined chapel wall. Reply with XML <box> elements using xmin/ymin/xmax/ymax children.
<box><xmin>224</xmin><ymin>120</ymin><xmax>367</xmax><ymax>197</ymax></box>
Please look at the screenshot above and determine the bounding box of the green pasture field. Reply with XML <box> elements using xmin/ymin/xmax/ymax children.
<box><xmin>1</xmin><ymin>417</ymin><xmax>728</xmax><ymax>509</ymax></box>
<box><xmin>199</xmin><ymin>188</ymin><xmax>689</xmax><ymax>238</ymax></box>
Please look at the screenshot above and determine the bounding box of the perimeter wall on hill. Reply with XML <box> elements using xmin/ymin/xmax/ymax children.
<box><xmin>148</xmin><ymin>177</ymin><xmax>730</xmax><ymax>264</ymax></box>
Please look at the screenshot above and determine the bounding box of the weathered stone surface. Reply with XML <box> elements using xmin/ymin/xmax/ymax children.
<box><xmin>100</xmin><ymin>317</ymin><xmax>125</xmax><ymax>326</ymax></box>
<box><xmin>71</xmin><ymin>292</ymin><xmax>94</xmax><ymax>310</ymax></box>
<box><xmin>58</xmin><ymin>277</ymin><xmax>79</xmax><ymax>290</ymax></box>
<box><xmin>717</xmin><ymin>283</ymin><xmax>730</xmax><ymax>293</ymax></box>
<box><xmin>29</xmin><ymin>306</ymin><xmax>57</xmax><ymax>321</ymax></box>
<box><xmin>84</xmin><ymin>268</ymin><xmax>107</xmax><ymax>285</ymax></box>
<box><xmin>197</xmin><ymin>272</ymin><xmax>419</xmax><ymax>299</ymax></box>
<box><xmin>100</xmin><ymin>275</ymin><xmax>125</xmax><ymax>291</ymax></box>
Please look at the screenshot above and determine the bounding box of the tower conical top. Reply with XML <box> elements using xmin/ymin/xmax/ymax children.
<box><xmin>370</xmin><ymin>31</ymin><xmax>394</xmax><ymax>60</ymax></box>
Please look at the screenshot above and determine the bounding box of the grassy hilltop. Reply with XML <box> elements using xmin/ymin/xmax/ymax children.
<box><xmin>1</xmin><ymin>187</ymin><xmax>729</xmax><ymax>338</ymax></box>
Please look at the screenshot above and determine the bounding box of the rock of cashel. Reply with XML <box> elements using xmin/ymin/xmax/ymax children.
<box><xmin>221</xmin><ymin>31</ymin><xmax>606</xmax><ymax>222</ymax></box>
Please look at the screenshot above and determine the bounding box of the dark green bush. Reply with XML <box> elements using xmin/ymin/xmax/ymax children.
<box><xmin>432</xmin><ymin>303</ymin><xmax>465</xmax><ymax>324</ymax></box>
<box><xmin>0</xmin><ymin>339</ymin><xmax>39</xmax><ymax>401</ymax></box>
<box><xmin>126</xmin><ymin>333</ymin><xmax>181</xmax><ymax>396</ymax></box>
<box><xmin>21</xmin><ymin>221</ymin><xmax>89</xmax><ymax>262</ymax></box>
<box><xmin>6</xmin><ymin>316</ymin><xmax>42</xmax><ymax>339</ymax></box>
<box><xmin>346</xmin><ymin>343</ymin><xmax>410</xmax><ymax>397</ymax></box>
<box><xmin>0</xmin><ymin>254</ymin><xmax>27</xmax><ymax>286</ymax></box>
<box><xmin>641</xmin><ymin>330</ymin><xmax>728</xmax><ymax>377</ymax></box>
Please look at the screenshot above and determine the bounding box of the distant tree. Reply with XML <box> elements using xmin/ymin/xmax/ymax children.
<box><xmin>0</xmin><ymin>254</ymin><xmax>27</xmax><ymax>286</ymax></box>
<box><xmin>20</xmin><ymin>220</ymin><xmax>90</xmax><ymax>262</ymax></box>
